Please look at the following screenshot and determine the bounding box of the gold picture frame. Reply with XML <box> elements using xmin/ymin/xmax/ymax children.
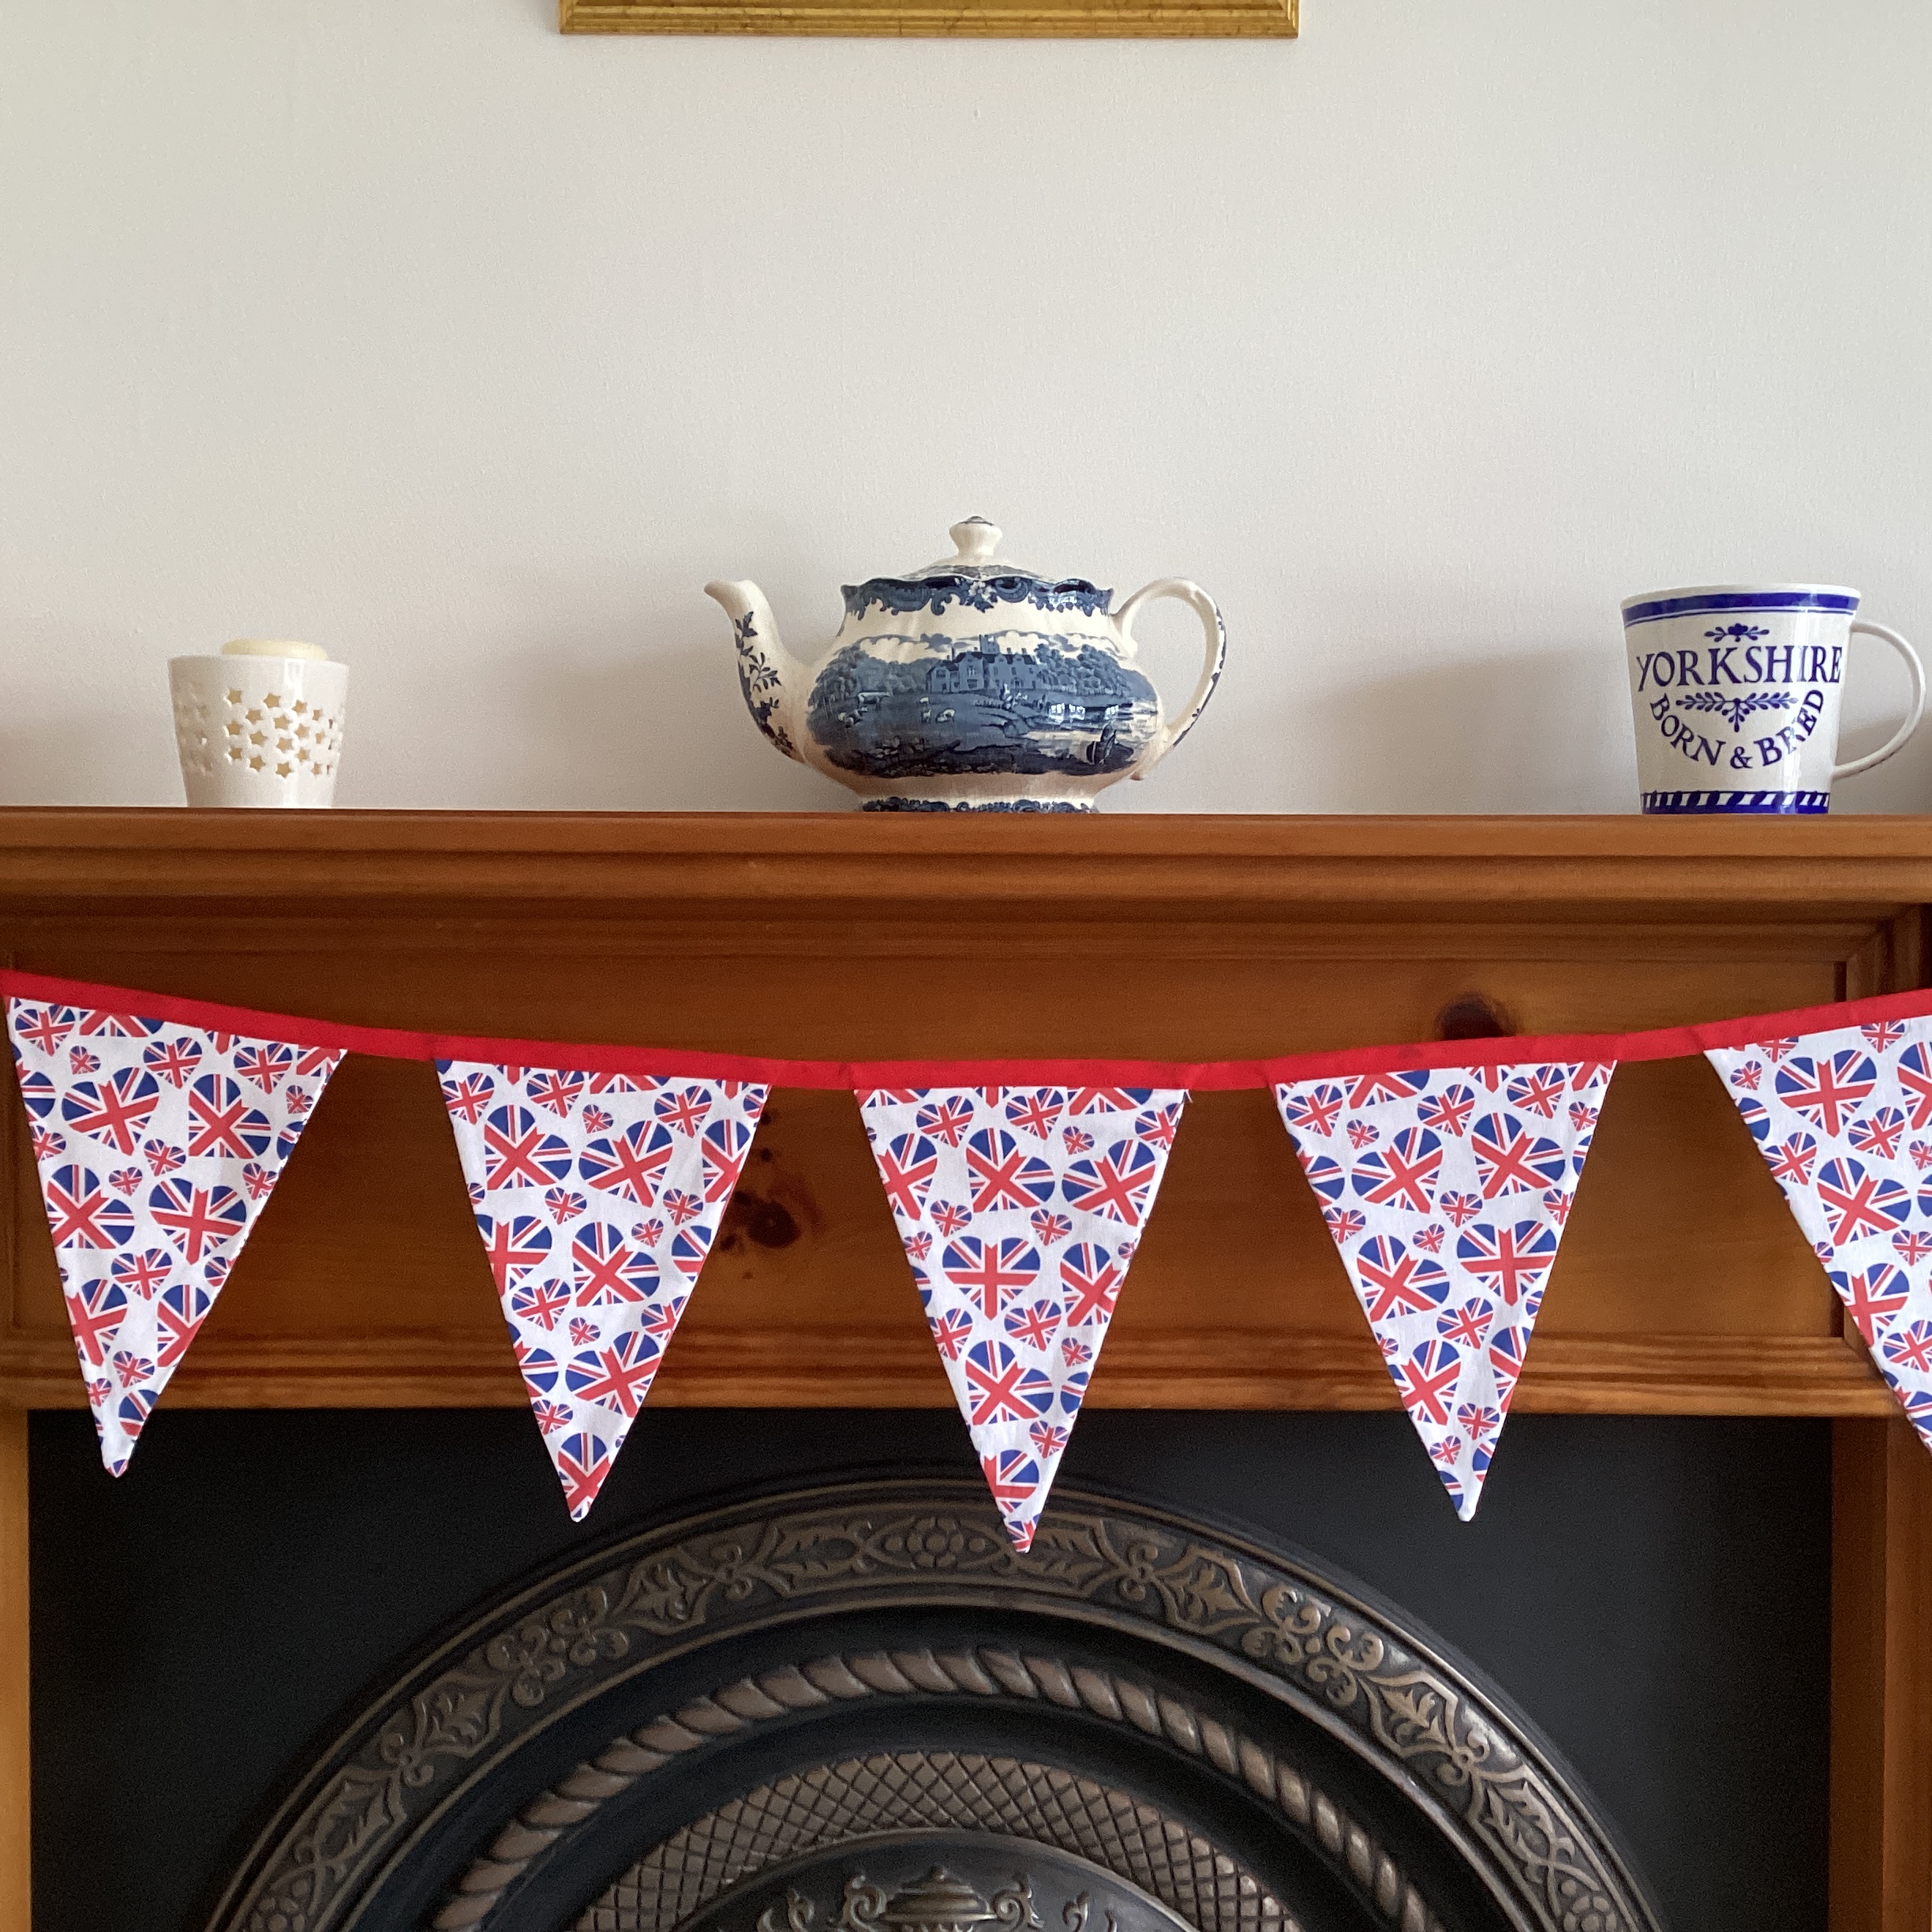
<box><xmin>561</xmin><ymin>0</ymin><xmax>1294</xmax><ymax>36</ymax></box>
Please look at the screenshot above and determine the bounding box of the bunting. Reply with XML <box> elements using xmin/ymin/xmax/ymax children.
<box><xmin>437</xmin><ymin>1061</ymin><xmax>768</xmax><ymax>1519</ymax></box>
<box><xmin>6</xmin><ymin>996</ymin><xmax>340</xmax><ymax>1473</ymax></box>
<box><xmin>1275</xmin><ymin>1059</ymin><xmax>1612</xmax><ymax>1517</ymax></box>
<box><xmin>859</xmin><ymin>1084</ymin><xmax>1187</xmax><ymax>1549</ymax></box>
<box><xmin>13</xmin><ymin>965</ymin><xmax>1932</xmax><ymax>1533</ymax></box>
<box><xmin>1706</xmin><ymin>1018</ymin><xmax>1932</xmax><ymax>1452</ymax></box>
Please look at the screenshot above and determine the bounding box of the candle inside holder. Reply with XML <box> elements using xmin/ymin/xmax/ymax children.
<box><xmin>220</xmin><ymin>638</ymin><xmax>331</xmax><ymax>662</ymax></box>
<box><xmin>168</xmin><ymin>644</ymin><xmax>349</xmax><ymax>808</ymax></box>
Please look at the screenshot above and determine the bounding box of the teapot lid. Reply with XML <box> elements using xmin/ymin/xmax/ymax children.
<box><xmin>843</xmin><ymin>519</ymin><xmax>1111</xmax><ymax>620</ymax></box>
<box><xmin>906</xmin><ymin>519</ymin><xmax>1032</xmax><ymax>582</ymax></box>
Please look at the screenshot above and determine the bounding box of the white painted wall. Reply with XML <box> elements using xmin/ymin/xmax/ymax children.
<box><xmin>4</xmin><ymin>0</ymin><xmax>1930</xmax><ymax>813</ymax></box>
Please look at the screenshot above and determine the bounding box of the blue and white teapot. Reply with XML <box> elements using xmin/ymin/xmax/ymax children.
<box><xmin>705</xmin><ymin>519</ymin><xmax>1226</xmax><ymax>811</ymax></box>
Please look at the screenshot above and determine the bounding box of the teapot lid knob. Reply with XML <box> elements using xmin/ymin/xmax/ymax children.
<box><xmin>949</xmin><ymin>518</ymin><xmax>1003</xmax><ymax>564</ymax></box>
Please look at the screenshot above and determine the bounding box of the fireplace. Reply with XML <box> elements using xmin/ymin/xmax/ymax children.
<box><xmin>2</xmin><ymin>811</ymin><xmax>1925</xmax><ymax>1929</ymax></box>
<box><xmin>31</xmin><ymin>1406</ymin><xmax>1829</xmax><ymax>1931</ymax></box>
<box><xmin>221</xmin><ymin>1477</ymin><xmax>1660</xmax><ymax>1932</ymax></box>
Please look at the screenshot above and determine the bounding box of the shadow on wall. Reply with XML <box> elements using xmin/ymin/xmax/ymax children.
<box><xmin>0</xmin><ymin>714</ymin><xmax>167</xmax><ymax>807</ymax></box>
<box><xmin>504</xmin><ymin>630</ymin><xmax>829</xmax><ymax>812</ymax></box>
<box><xmin>1828</xmin><ymin>649</ymin><xmax>1932</xmax><ymax>812</ymax></box>
<box><xmin>1294</xmin><ymin>646</ymin><xmax>1637</xmax><ymax>814</ymax></box>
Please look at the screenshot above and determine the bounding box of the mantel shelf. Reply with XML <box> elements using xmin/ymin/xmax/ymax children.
<box><xmin>4</xmin><ymin>807</ymin><xmax>1932</xmax><ymax>914</ymax></box>
<box><xmin>5</xmin><ymin>810</ymin><xmax>1932</xmax><ymax>1926</ymax></box>
<box><xmin>2</xmin><ymin>808</ymin><xmax>1927</xmax><ymax>1416</ymax></box>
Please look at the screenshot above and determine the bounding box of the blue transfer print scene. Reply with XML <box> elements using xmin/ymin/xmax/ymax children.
<box><xmin>705</xmin><ymin>518</ymin><xmax>1227</xmax><ymax>811</ymax></box>
<box><xmin>806</xmin><ymin>632</ymin><xmax>1160</xmax><ymax>781</ymax></box>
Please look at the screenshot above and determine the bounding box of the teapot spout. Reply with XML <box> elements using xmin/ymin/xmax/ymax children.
<box><xmin>705</xmin><ymin>580</ymin><xmax>807</xmax><ymax>764</ymax></box>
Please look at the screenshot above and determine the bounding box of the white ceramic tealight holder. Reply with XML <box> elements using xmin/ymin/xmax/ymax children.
<box><xmin>169</xmin><ymin>640</ymin><xmax>349</xmax><ymax>808</ymax></box>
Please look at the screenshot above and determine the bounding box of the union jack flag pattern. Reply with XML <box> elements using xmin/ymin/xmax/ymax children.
<box><xmin>439</xmin><ymin>1061</ymin><xmax>768</xmax><ymax>1520</ymax></box>
<box><xmin>6</xmin><ymin>999</ymin><xmax>340</xmax><ymax>1474</ymax></box>
<box><xmin>859</xmin><ymin>1084</ymin><xmax>1188</xmax><ymax>1552</ymax></box>
<box><xmin>1274</xmin><ymin>1061</ymin><xmax>1614</xmax><ymax>1519</ymax></box>
<box><xmin>1707</xmin><ymin>1020</ymin><xmax>1932</xmax><ymax>1458</ymax></box>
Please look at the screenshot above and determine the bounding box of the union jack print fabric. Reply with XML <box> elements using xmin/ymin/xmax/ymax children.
<box><xmin>7</xmin><ymin>998</ymin><xmax>341</xmax><ymax>1474</ymax></box>
<box><xmin>1707</xmin><ymin>1018</ymin><xmax>1932</xmax><ymax>1455</ymax></box>
<box><xmin>439</xmin><ymin>1061</ymin><xmax>768</xmax><ymax>1521</ymax></box>
<box><xmin>859</xmin><ymin>1083</ymin><xmax>1188</xmax><ymax>1552</ymax></box>
<box><xmin>1275</xmin><ymin>1059</ymin><xmax>1614</xmax><ymax>1518</ymax></box>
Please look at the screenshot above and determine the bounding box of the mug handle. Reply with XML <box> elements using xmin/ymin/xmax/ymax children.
<box><xmin>1114</xmin><ymin>578</ymin><xmax>1227</xmax><ymax>777</ymax></box>
<box><xmin>1835</xmin><ymin>620</ymin><xmax>1928</xmax><ymax>778</ymax></box>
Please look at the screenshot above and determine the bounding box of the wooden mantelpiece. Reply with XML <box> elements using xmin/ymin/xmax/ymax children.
<box><xmin>1</xmin><ymin>807</ymin><xmax>1928</xmax><ymax>1416</ymax></box>
<box><xmin>2</xmin><ymin>808</ymin><xmax>1930</xmax><ymax>1927</ymax></box>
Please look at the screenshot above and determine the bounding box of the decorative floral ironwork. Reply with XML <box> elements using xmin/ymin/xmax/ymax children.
<box><xmin>211</xmin><ymin>1484</ymin><xmax>1658</xmax><ymax>1932</ymax></box>
<box><xmin>482</xmin><ymin>1584</ymin><xmax>628</xmax><ymax>1704</ymax></box>
<box><xmin>578</xmin><ymin>1764</ymin><xmax>1289</xmax><ymax>1932</ymax></box>
<box><xmin>837</xmin><ymin>1876</ymin><xmax>891</xmax><ymax>1932</ymax></box>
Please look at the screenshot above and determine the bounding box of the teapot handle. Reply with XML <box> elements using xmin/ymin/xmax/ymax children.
<box><xmin>1115</xmin><ymin>578</ymin><xmax>1226</xmax><ymax>776</ymax></box>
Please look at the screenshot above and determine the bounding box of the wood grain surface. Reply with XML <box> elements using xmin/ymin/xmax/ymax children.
<box><xmin>559</xmin><ymin>0</ymin><xmax>1297</xmax><ymax>36</ymax></box>
<box><xmin>1832</xmin><ymin>1415</ymin><xmax>1932</xmax><ymax>1932</ymax></box>
<box><xmin>0</xmin><ymin>809</ymin><xmax>1919</xmax><ymax>1416</ymax></box>
<box><xmin>2</xmin><ymin>810</ymin><xmax>1928</xmax><ymax>1927</ymax></box>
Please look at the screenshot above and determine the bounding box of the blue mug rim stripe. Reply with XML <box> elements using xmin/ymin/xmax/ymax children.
<box><xmin>1641</xmin><ymin>788</ymin><xmax>1831</xmax><ymax>815</ymax></box>
<box><xmin>1623</xmin><ymin>587</ymin><xmax>1859</xmax><ymax>627</ymax></box>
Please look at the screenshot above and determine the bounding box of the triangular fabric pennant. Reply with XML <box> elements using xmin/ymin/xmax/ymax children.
<box><xmin>1275</xmin><ymin>1059</ymin><xmax>1613</xmax><ymax>1518</ymax></box>
<box><xmin>6</xmin><ymin>996</ymin><xmax>342</xmax><ymax>1474</ymax></box>
<box><xmin>859</xmin><ymin>1083</ymin><xmax>1188</xmax><ymax>1552</ymax></box>
<box><xmin>1706</xmin><ymin>1017</ymin><xmax>1932</xmax><ymax>1454</ymax></box>
<box><xmin>438</xmin><ymin>1061</ymin><xmax>768</xmax><ymax>1521</ymax></box>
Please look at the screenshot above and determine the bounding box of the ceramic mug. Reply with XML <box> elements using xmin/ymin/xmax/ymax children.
<box><xmin>168</xmin><ymin>640</ymin><xmax>348</xmax><ymax>807</ymax></box>
<box><xmin>1622</xmin><ymin>584</ymin><xmax>1925</xmax><ymax>814</ymax></box>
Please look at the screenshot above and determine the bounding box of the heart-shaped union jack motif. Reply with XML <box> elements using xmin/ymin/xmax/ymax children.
<box><xmin>439</xmin><ymin>1061</ymin><xmax>768</xmax><ymax>1520</ymax></box>
<box><xmin>860</xmin><ymin>1084</ymin><xmax>1188</xmax><ymax>1552</ymax></box>
<box><xmin>1275</xmin><ymin>1058</ymin><xmax>1614</xmax><ymax>1519</ymax></box>
<box><xmin>1710</xmin><ymin>1017</ymin><xmax>1932</xmax><ymax>1458</ymax></box>
<box><xmin>9</xmin><ymin>999</ymin><xmax>341</xmax><ymax>1476</ymax></box>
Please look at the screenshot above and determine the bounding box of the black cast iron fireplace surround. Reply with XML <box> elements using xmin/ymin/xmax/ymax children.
<box><xmin>205</xmin><ymin>1479</ymin><xmax>1662</xmax><ymax>1932</ymax></box>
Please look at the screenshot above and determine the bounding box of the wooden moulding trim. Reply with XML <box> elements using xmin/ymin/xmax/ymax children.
<box><xmin>0</xmin><ymin>1332</ymin><xmax>1891</xmax><ymax>1415</ymax></box>
<box><xmin>5</xmin><ymin>807</ymin><xmax>1932</xmax><ymax>857</ymax></box>
<box><xmin>4</xmin><ymin>812</ymin><xmax>1932</xmax><ymax>911</ymax></box>
<box><xmin>560</xmin><ymin>0</ymin><xmax>1297</xmax><ymax>32</ymax></box>
<box><xmin>6</xmin><ymin>966</ymin><xmax>1932</xmax><ymax>1090</ymax></box>
<box><xmin>1829</xmin><ymin>1415</ymin><xmax>1932</xmax><ymax>1929</ymax></box>
<box><xmin>1</xmin><ymin>919</ymin><xmax>1887</xmax><ymax>969</ymax></box>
